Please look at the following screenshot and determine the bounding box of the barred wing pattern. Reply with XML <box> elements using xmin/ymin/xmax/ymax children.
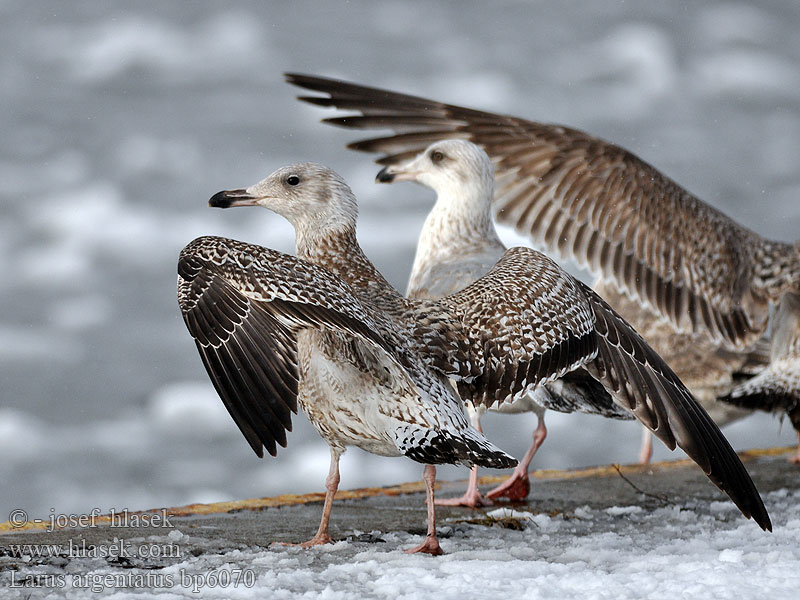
<box><xmin>177</xmin><ymin>236</ymin><xmax>402</xmax><ymax>458</ymax></box>
<box><xmin>285</xmin><ymin>72</ymin><xmax>768</xmax><ymax>350</ymax></box>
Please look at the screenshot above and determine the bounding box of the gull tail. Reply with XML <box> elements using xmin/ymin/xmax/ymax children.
<box><xmin>396</xmin><ymin>425</ymin><xmax>517</xmax><ymax>469</ymax></box>
<box><xmin>540</xmin><ymin>370</ymin><xmax>634</xmax><ymax>420</ymax></box>
<box><xmin>721</xmin><ymin>289</ymin><xmax>800</xmax><ymax>429</ymax></box>
<box><xmin>721</xmin><ymin>362</ymin><xmax>800</xmax><ymax>430</ymax></box>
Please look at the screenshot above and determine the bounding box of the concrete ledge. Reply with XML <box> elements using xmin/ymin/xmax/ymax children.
<box><xmin>1</xmin><ymin>445</ymin><xmax>794</xmax><ymax>541</ymax></box>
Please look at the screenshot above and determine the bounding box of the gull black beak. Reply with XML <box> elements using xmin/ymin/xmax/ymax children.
<box><xmin>375</xmin><ymin>167</ymin><xmax>395</xmax><ymax>183</ymax></box>
<box><xmin>208</xmin><ymin>189</ymin><xmax>259</xmax><ymax>208</ymax></box>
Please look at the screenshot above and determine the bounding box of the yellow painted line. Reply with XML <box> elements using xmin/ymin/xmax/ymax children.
<box><xmin>480</xmin><ymin>445</ymin><xmax>793</xmax><ymax>484</ymax></box>
<box><xmin>0</xmin><ymin>481</ymin><xmax>428</xmax><ymax>533</ymax></box>
<box><xmin>1</xmin><ymin>445</ymin><xmax>792</xmax><ymax>533</ymax></box>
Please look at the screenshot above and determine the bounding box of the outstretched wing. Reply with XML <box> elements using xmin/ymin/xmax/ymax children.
<box><xmin>286</xmin><ymin>72</ymin><xmax>766</xmax><ymax>349</ymax></box>
<box><xmin>177</xmin><ymin>236</ymin><xmax>400</xmax><ymax>458</ymax></box>
<box><xmin>580</xmin><ymin>284</ymin><xmax>771</xmax><ymax>531</ymax></box>
<box><xmin>418</xmin><ymin>246</ymin><xmax>770</xmax><ymax>531</ymax></box>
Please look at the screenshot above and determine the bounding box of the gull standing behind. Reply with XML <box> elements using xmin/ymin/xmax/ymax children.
<box><xmin>285</xmin><ymin>72</ymin><xmax>800</xmax><ymax>463</ymax></box>
<box><xmin>180</xmin><ymin>162</ymin><xmax>772</xmax><ymax>546</ymax></box>
<box><xmin>377</xmin><ymin>139</ymin><xmax>633</xmax><ymax>505</ymax></box>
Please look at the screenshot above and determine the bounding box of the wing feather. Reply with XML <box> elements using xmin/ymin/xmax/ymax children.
<box><xmin>286</xmin><ymin>72</ymin><xmax>768</xmax><ymax>348</ymax></box>
<box><xmin>580</xmin><ymin>284</ymin><xmax>771</xmax><ymax>530</ymax></box>
<box><xmin>177</xmin><ymin>236</ymin><xmax>401</xmax><ymax>457</ymax></box>
<box><xmin>407</xmin><ymin>243</ymin><xmax>771</xmax><ymax>530</ymax></box>
<box><xmin>431</xmin><ymin>247</ymin><xmax>598</xmax><ymax>407</ymax></box>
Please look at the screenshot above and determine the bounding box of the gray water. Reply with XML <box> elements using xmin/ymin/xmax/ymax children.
<box><xmin>2</xmin><ymin>0</ymin><xmax>799</xmax><ymax>519</ymax></box>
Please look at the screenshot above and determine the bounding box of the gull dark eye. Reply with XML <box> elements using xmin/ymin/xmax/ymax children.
<box><xmin>430</xmin><ymin>150</ymin><xmax>445</xmax><ymax>164</ymax></box>
<box><xmin>286</xmin><ymin>175</ymin><xmax>300</xmax><ymax>186</ymax></box>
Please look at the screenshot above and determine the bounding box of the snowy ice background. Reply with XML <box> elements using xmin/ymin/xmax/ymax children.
<box><xmin>2</xmin><ymin>0</ymin><xmax>800</xmax><ymax>522</ymax></box>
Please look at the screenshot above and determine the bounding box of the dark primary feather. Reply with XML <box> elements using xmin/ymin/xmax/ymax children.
<box><xmin>177</xmin><ymin>236</ymin><xmax>402</xmax><ymax>458</ymax></box>
<box><xmin>179</xmin><ymin>255</ymin><xmax>296</xmax><ymax>457</ymax></box>
<box><xmin>285</xmin><ymin>72</ymin><xmax>774</xmax><ymax>350</ymax></box>
<box><xmin>580</xmin><ymin>284</ymin><xmax>772</xmax><ymax>531</ymax></box>
<box><xmin>408</xmin><ymin>246</ymin><xmax>771</xmax><ymax>530</ymax></box>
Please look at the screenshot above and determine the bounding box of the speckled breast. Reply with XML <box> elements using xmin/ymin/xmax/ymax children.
<box><xmin>295</xmin><ymin>329</ymin><xmax>407</xmax><ymax>457</ymax></box>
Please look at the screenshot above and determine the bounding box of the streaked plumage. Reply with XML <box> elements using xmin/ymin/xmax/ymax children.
<box><xmin>179</xmin><ymin>215</ymin><xmax>516</xmax><ymax>554</ymax></box>
<box><xmin>285</xmin><ymin>72</ymin><xmax>800</xmax><ymax>461</ymax></box>
<box><xmin>180</xmin><ymin>162</ymin><xmax>771</xmax><ymax>539</ymax></box>
<box><xmin>178</xmin><ymin>235</ymin><xmax>512</xmax><ymax>468</ymax></box>
<box><xmin>378</xmin><ymin>139</ymin><xmax>632</xmax><ymax>505</ymax></box>
<box><xmin>723</xmin><ymin>291</ymin><xmax>800</xmax><ymax>463</ymax></box>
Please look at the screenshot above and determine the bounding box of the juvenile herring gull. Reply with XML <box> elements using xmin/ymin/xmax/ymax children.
<box><xmin>285</xmin><ymin>72</ymin><xmax>800</xmax><ymax>463</ymax></box>
<box><xmin>178</xmin><ymin>233</ymin><xmax>516</xmax><ymax>555</ymax></box>
<box><xmin>378</xmin><ymin>139</ymin><xmax>632</xmax><ymax>506</ymax></box>
<box><xmin>180</xmin><ymin>162</ymin><xmax>772</xmax><ymax>541</ymax></box>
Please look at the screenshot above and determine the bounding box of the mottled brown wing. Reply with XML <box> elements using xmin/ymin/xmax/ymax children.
<box><xmin>580</xmin><ymin>283</ymin><xmax>771</xmax><ymax>531</ymax></box>
<box><xmin>177</xmin><ymin>236</ymin><xmax>399</xmax><ymax>458</ymax></box>
<box><xmin>413</xmin><ymin>244</ymin><xmax>771</xmax><ymax>530</ymax></box>
<box><xmin>434</xmin><ymin>246</ymin><xmax>598</xmax><ymax>408</ymax></box>
<box><xmin>286</xmin><ymin>72</ymin><xmax>766</xmax><ymax>349</ymax></box>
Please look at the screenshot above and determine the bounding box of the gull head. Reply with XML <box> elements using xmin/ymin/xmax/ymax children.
<box><xmin>375</xmin><ymin>139</ymin><xmax>494</xmax><ymax>198</ymax></box>
<box><xmin>209</xmin><ymin>162</ymin><xmax>359</xmax><ymax>234</ymax></box>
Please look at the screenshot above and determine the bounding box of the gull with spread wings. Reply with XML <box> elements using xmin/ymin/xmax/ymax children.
<box><xmin>285</xmin><ymin>73</ymin><xmax>800</xmax><ymax>463</ymax></box>
<box><xmin>178</xmin><ymin>162</ymin><xmax>771</xmax><ymax>555</ymax></box>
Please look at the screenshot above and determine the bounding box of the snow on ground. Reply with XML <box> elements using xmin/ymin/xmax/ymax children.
<box><xmin>3</xmin><ymin>488</ymin><xmax>798</xmax><ymax>599</ymax></box>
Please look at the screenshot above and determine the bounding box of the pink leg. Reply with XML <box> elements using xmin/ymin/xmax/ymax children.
<box><xmin>299</xmin><ymin>449</ymin><xmax>341</xmax><ymax>547</ymax></box>
<box><xmin>436</xmin><ymin>416</ymin><xmax>492</xmax><ymax>508</ymax></box>
<box><xmin>638</xmin><ymin>426</ymin><xmax>653</xmax><ymax>465</ymax></box>
<box><xmin>487</xmin><ymin>412</ymin><xmax>547</xmax><ymax>501</ymax></box>
<box><xmin>435</xmin><ymin>465</ymin><xmax>492</xmax><ymax>507</ymax></box>
<box><xmin>405</xmin><ymin>465</ymin><xmax>443</xmax><ymax>556</ymax></box>
<box><xmin>788</xmin><ymin>431</ymin><xmax>800</xmax><ymax>465</ymax></box>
